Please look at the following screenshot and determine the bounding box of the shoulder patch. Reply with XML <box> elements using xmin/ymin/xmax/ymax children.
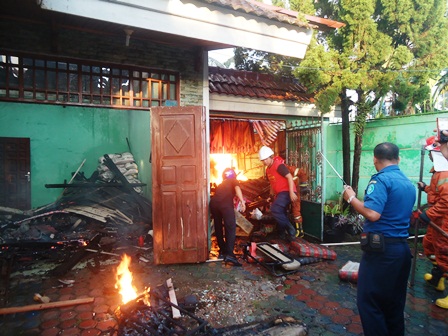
<box><xmin>366</xmin><ymin>184</ymin><xmax>375</xmax><ymax>195</ymax></box>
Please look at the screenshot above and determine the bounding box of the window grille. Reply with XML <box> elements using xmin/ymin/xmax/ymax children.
<box><xmin>0</xmin><ymin>52</ymin><xmax>179</xmax><ymax>108</ymax></box>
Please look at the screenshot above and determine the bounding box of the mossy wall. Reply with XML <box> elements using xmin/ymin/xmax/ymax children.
<box><xmin>324</xmin><ymin>111</ymin><xmax>448</xmax><ymax>208</ymax></box>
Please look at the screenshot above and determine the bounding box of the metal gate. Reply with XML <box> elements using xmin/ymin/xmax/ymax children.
<box><xmin>285</xmin><ymin>119</ymin><xmax>323</xmax><ymax>240</ymax></box>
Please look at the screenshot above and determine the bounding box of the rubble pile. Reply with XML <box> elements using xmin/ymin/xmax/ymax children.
<box><xmin>0</xmin><ymin>153</ymin><xmax>153</xmax><ymax>282</ymax></box>
<box><xmin>97</xmin><ymin>152</ymin><xmax>144</xmax><ymax>194</ymax></box>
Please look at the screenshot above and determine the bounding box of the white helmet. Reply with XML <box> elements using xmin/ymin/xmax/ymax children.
<box><xmin>259</xmin><ymin>146</ymin><xmax>274</xmax><ymax>160</ymax></box>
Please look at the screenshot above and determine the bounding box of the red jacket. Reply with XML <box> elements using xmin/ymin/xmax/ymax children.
<box><xmin>266</xmin><ymin>156</ymin><xmax>297</xmax><ymax>195</ymax></box>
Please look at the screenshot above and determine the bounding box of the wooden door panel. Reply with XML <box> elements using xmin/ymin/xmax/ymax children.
<box><xmin>152</xmin><ymin>106</ymin><xmax>207</xmax><ymax>264</ymax></box>
<box><xmin>0</xmin><ymin>137</ymin><xmax>31</xmax><ymax>210</ymax></box>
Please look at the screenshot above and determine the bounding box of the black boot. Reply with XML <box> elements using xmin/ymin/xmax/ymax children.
<box><xmin>425</xmin><ymin>265</ymin><xmax>445</xmax><ymax>291</ymax></box>
<box><xmin>224</xmin><ymin>255</ymin><xmax>242</xmax><ymax>266</ymax></box>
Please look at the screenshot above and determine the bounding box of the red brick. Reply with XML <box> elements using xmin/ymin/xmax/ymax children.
<box><xmin>75</xmin><ymin>287</ymin><xmax>90</xmax><ymax>297</ymax></box>
<box><xmin>58</xmin><ymin>327</ymin><xmax>82</xmax><ymax>336</ymax></box>
<box><xmin>59</xmin><ymin>294</ymin><xmax>74</xmax><ymax>301</ymax></box>
<box><xmin>75</xmin><ymin>304</ymin><xmax>94</xmax><ymax>312</ymax></box>
<box><xmin>96</xmin><ymin>319</ymin><xmax>118</xmax><ymax>332</ymax></box>
<box><xmin>94</xmin><ymin>304</ymin><xmax>110</xmax><ymax>314</ymax></box>
<box><xmin>93</xmin><ymin>296</ymin><xmax>106</xmax><ymax>305</ymax></box>
<box><xmin>81</xmin><ymin>329</ymin><xmax>101</xmax><ymax>336</ymax></box>
<box><xmin>40</xmin><ymin>327</ymin><xmax>61</xmax><ymax>336</ymax></box>
<box><xmin>284</xmin><ymin>279</ymin><xmax>296</xmax><ymax>286</ymax></box>
<box><xmin>347</xmin><ymin>322</ymin><xmax>364</xmax><ymax>334</ymax></box>
<box><xmin>285</xmin><ymin>287</ymin><xmax>300</xmax><ymax>296</ymax></box>
<box><xmin>302</xmin><ymin>288</ymin><xmax>315</xmax><ymax>296</ymax></box>
<box><xmin>59</xmin><ymin>318</ymin><xmax>77</xmax><ymax>329</ymax></box>
<box><xmin>332</xmin><ymin>314</ymin><xmax>351</xmax><ymax>325</ymax></box>
<box><xmin>319</xmin><ymin>307</ymin><xmax>336</xmax><ymax>316</ymax></box>
<box><xmin>60</xmin><ymin>287</ymin><xmax>75</xmax><ymax>295</ymax></box>
<box><xmin>89</xmin><ymin>288</ymin><xmax>103</xmax><ymax>297</ymax></box>
<box><xmin>78</xmin><ymin>319</ymin><xmax>98</xmax><ymax>329</ymax></box>
<box><xmin>41</xmin><ymin>319</ymin><xmax>59</xmax><ymax>329</ymax></box>
<box><xmin>326</xmin><ymin>301</ymin><xmax>340</xmax><ymax>309</ymax></box>
<box><xmin>78</xmin><ymin>311</ymin><xmax>94</xmax><ymax>320</ymax></box>
<box><xmin>60</xmin><ymin>311</ymin><xmax>76</xmax><ymax>321</ymax></box>
<box><xmin>41</xmin><ymin>310</ymin><xmax>60</xmax><ymax>320</ymax></box>
<box><xmin>313</xmin><ymin>295</ymin><xmax>327</xmax><ymax>302</ymax></box>
<box><xmin>307</xmin><ymin>300</ymin><xmax>324</xmax><ymax>309</ymax></box>
<box><xmin>294</xmin><ymin>294</ymin><xmax>309</xmax><ymax>301</ymax></box>
<box><xmin>337</xmin><ymin>308</ymin><xmax>355</xmax><ymax>317</ymax></box>
<box><xmin>45</xmin><ymin>287</ymin><xmax>59</xmax><ymax>296</ymax></box>
<box><xmin>94</xmin><ymin>312</ymin><xmax>112</xmax><ymax>321</ymax></box>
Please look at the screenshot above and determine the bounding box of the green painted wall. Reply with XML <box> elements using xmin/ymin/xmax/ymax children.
<box><xmin>0</xmin><ymin>102</ymin><xmax>151</xmax><ymax>208</ymax></box>
<box><xmin>323</xmin><ymin>111</ymin><xmax>448</xmax><ymax>207</ymax></box>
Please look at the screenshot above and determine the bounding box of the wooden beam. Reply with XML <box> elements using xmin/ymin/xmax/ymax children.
<box><xmin>166</xmin><ymin>278</ymin><xmax>181</xmax><ymax>319</ymax></box>
<box><xmin>0</xmin><ymin>297</ymin><xmax>94</xmax><ymax>315</ymax></box>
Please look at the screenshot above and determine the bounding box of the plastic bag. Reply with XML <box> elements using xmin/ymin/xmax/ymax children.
<box><xmin>250</xmin><ymin>208</ymin><xmax>263</xmax><ymax>220</ymax></box>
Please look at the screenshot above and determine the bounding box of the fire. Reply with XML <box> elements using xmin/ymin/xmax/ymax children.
<box><xmin>115</xmin><ymin>254</ymin><xmax>138</xmax><ymax>304</ymax></box>
<box><xmin>210</xmin><ymin>153</ymin><xmax>248</xmax><ymax>184</ymax></box>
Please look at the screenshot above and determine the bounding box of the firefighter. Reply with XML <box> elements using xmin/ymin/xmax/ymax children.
<box><xmin>259</xmin><ymin>146</ymin><xmax>298</xmax><ymax>241</ymax></box>
<box><xmin>286</xmin><ymin>165</ymin><xmax>310</xmax><ymax>238</ymax></box>
<box><xmin>209</xmin><ymin>168</ymin><xmax>246</xmax><ymax>266</ymax></box>
<box><xmin>420</xmin><ymin>130</ymin><xmax>448</xmax><ymax>309</ymax></box>
<box><xmin>418</xmin><ymin>136</ymin><xmax>448</xmax><ymax>293</ymax></box>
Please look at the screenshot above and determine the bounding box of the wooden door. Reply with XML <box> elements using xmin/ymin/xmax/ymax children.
<box><xmin>151</xmin><ymin>106</ymin><xmax>208</xmax><ymax>264</ymax></box>
<box><xmin>0</xmin><ymin>137</ymin><xmax>31</xmax><ymax>210</ymax></box>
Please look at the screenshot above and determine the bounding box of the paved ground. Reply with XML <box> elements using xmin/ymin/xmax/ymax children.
<box><xmin>0</xmin><ymin>236</ymin><xmax>448</xmax><ymax>335</ymax></box>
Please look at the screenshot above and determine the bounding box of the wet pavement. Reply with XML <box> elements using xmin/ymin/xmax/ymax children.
<box><xmin>0</xmin><ymin>236</ymin><xmax>448</xmax><ymax>336</ymax></box>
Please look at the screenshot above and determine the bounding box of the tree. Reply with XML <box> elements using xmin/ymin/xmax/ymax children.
<box><xmin>295</xmin><ymin>0</ymin><xmax>448</xmax><ymax>192</ymax></box>
<box><xmin>432</xmin><ymin>69</ymin><xmax>448</xmax><ymax>110</ymax></box>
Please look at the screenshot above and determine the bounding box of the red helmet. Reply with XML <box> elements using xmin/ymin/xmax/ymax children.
<box><xmin>425</xmin><ymin>136</ymin><xmax>440</xmax><ymax>151</ymax></box>
<box><xmin>222</xmin><ymin>168</ymin><xmax>237</xmax><ymax>180</ymax></box>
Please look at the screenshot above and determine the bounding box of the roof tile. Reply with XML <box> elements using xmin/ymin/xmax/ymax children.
<box><xmin>209</xmin><ymin>66</ymin><xmax>315</xmax><ymax>103</ymax></box>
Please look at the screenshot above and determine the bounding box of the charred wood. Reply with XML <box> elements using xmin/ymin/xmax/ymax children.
<box><xmin>50</xmin><ymin>233</ymin><xmax>102</xmax><ymax>277</ymax></box>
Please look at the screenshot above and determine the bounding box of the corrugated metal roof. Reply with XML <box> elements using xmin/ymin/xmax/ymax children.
<box><xmin>200</xmin><ymin>0</ymin><xmax>313</xmax><ymax>28</ymax></box>
<box><xmin>200</xmin><ymin>0</ymin><xmax>344</xmax><ymax>31</ymax></box>
<box><xmin>209</xmin><ymin>67</ymin><xmax>315</xmax><ymax>103</ymax></box>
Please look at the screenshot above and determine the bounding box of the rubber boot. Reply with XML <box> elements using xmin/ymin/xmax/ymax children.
<box><xmin>294</xmin><ymin>217</ymin><xmax>304</xmax><ymax>238</ymax></box>
<box><xmin>435</xmin><ymin>295</ymin><xmax>448</xmax><ymax>309</ymax></box>
<box><xmin>424</xmin><ymin>262</ymin><xmax>438</xmax><ymax>281</ymax></box>
<box><xmin>425</xmin><ymin>266</ymin><xmax>446</xmax><ymax>291</ymax></box>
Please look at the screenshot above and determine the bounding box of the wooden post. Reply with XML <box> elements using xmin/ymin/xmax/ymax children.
<box><xmin>166</xmin><ymin>278</ymin><xmax>181</xmax><ymax>319</ymax></box>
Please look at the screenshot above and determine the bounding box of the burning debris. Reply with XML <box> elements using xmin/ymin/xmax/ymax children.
<box><xmin>113</xmin><ymin>254</ymin><xmax>307</xmax><ymax>335</ymax></box>
<box><xmin>0</xmin><ymin>153</ymin><xmax>153</xmax><ymax>304</ymax></box>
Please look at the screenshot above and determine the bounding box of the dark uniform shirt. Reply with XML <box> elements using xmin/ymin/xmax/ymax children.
<box><xmin>363</xmin><ymin>165</ymin><xmax>416</xmax><ymax>238</ymax></box>
<box><xmin>211</xmin><ymin>178</ymin><xmax>239</xmax><ymax>208</ymax></box>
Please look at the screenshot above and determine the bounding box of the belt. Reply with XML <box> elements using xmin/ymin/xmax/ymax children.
<box><xmin>384</xmin><ymin>237</ymin><xmax>407</xmax><ymax>243</ymax></box>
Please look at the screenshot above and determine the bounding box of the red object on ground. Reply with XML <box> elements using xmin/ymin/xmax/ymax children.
<box><xmin>338</xmin><ymin>260</ymin><xmax>359</xmax><ymax>283</ymax></box>
<box><xmin>138</xmin><ymin>236</ymin><xmax>144</xmax><ymax>247</ymax></box>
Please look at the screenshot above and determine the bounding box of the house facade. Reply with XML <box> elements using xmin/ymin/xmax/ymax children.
<box><xmin>0</xmin><ymin>0</ymin><xmax>342</xmax><ymax>262</ymax></box>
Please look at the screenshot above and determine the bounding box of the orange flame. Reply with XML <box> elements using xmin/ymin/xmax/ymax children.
<box><xmin>210</xmin><ymin>154</ymin><xmax>247</xmax><ymax>184</ymax></box>
<box><xmin>115</xmin><ymin>254</ymin><xmax>138</xmax><ymax>304</ymax></box>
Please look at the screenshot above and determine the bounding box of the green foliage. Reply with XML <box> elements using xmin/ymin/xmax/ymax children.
<box><xmin>289</xmin><ymin>0</ymin><xmax>316</xmax><ymax>15</ymax></box>
<box><xmin>233</xmin><ymin>47</ymin><xmax>299</xmax><ymax>77</ymax></box>
<box><xmin>324</xmin><ymin>198</ymin><xmax>350</xmax><ymax>217</ymax></box>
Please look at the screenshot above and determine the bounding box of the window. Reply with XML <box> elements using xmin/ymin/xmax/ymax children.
<box><xmin>0</xmin><ymin>52</ymin><xmax>179</xmax><ymax>108</ymax></box>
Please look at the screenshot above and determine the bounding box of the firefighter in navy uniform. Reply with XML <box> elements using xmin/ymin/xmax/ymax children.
<box><xmin>209</xmin><ymin>168</ymin><xmax>246</xmax><ymax>266</ymax></box>
<box><xmin>342</xmin><ymin>142</ymin><xmax>416</xmax><ymax>336</ymax></box>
